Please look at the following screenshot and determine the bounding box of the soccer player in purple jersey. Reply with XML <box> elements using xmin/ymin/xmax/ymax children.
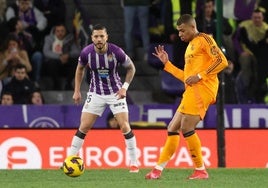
<box><xmin>67</xmin><ymin>24</ymin><xmax>139</xmax><ymax>173</ymax></box>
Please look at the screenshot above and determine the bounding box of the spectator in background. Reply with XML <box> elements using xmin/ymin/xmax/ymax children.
<box><xmin>7</xmin><ymin>17</ymin><xmax>43</xmax><ymax>87</ymax></box>
<box><xmin>29</xmin><ymin>90</ymin><xmax>44</xmax><ymax>105</ymax></box>
<box><xmin>0</xmin><ymin>0</ymin><xmax>6</xmax><ymax>24</ymax></box>
<box><xmin>148</xmin><ymin>0</ymin><xmax>165</xmax><ymax>43</ymax></box>
<box><xmin>33</xmin><ymin>0</ymin><xmax>66</xmax><ymax>36</ymax></box>
<box><xmin>5</xmin><ymin>0</ymin><xmax>48</xmax><ymax>51</ymax></box>
<box><xmin>72</xmin><ymin>0</ymin><xmax>92</xmax><ymax>48</ymax></box>
<box><xmin>195</xmin><ymin>0</ymin><xmax>233</xmax><ymax>38</ymax></box>
<box><xmin>0</xmin><ymin>34</ymin><xmax>32</xmax><ymax>85</ymax></box>
<box><xmin>0</xmin><ymin>0</ymin><xmax>9</xmax><ymax>51</ymax></box>
<box><xmin>3</xmin><ymin>64</ymin><xmax>36</xmax><ymax>104</ymax></box>
<box><xmin>43</xmin><ymin>23</ymin><xmax>80</xmax><ymax>90</ymax></box>
<box><xmin>150</xmin><ymin>0</ymin><xmax>193</xmax><ymax>69</ymax></box>
<box><xmin>0</xmin><ymin>91</ymin><xmax>14</xmax><ymax>105</ymax></box>
<box><xmin>122</xmin><ymin>0</ymin><xmax>150</xmax><ymax>60</ymax></box>
<box><xmin>233</xmin><ymin>8</ymin><xmax>268</xmax><ymax>103</ymax></box>
<box><xmin>195</xmin><ymin>0</ymin><xmax>234</xmax><ymax>61</ymax></box>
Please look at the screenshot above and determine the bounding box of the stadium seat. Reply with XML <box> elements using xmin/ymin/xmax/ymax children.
<box><xmin>160</xmin><ymin>70</ymin><xmax>184</xmax><ymax>97</ymax></box>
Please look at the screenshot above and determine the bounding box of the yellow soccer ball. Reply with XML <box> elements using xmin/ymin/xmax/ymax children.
<box><xmin>63</xmin><ymin>155</ymin><xmax>85</xmax><ymax>177</ymax></box>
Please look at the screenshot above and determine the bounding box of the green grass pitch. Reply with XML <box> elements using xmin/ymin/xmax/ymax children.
<box><xmin>1</xmin><ymin>168</ymin><xmax>268</xmax><ymax>188</ymax></box>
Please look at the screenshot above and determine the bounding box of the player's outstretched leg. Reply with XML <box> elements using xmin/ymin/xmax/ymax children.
<box><xmin>145</xmin><ymin>133</ymin><xmax>180</xmax><ymax>179</ymax></box>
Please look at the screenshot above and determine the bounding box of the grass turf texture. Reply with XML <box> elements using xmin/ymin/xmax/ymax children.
<box><xmin>1</xmin><ymin>168</ymin><xmax>267</xmax><ymax>188</ymax></box>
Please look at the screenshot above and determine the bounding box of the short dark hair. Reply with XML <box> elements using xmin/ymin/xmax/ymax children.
<box><xmin>14</xmin><ymin>63</ymin><xmax>27</xmax><ymax>71</ymax></box>
<box><xmin>7</xmin><ymin>17</ymin><xmax>20</xmax><ymax>32</ymax></box>
<box><xmin>5</xmin><ymin>33</ymin><xmax>20</xmax><ymax>49</ymax></box>
<box><xmin>205</xmin><ymin>0</ymin><xmax>214</xmax><ymax>4</ymax></box>
<box><xmin>92</xmin><ymin>24</ymin><xmax>107</xmax><ymax>33</ymax></box>
<box><xmin>29</xmin><ymin>90</ymin><xmax>45</xmax><ymax>104</ymax></box>
<box><xmin>177</xmin><ymin>14</ymin><xmax>194</xmax><ymax>26</ymax></box>
<box><xmin>1</xmin><ymin>91</ymin><xmax>13</xmax><ymax>99</ymax></box>
<box><xmin>18</xmin><ymin>0</ymin><xmax>31</xmax><ymax>2</ymax></box>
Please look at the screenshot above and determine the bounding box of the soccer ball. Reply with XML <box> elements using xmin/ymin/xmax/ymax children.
<box><xmin>63</xmin><ymin>155</ymin><xmax>85</xmax><ymax>177</ymax></box>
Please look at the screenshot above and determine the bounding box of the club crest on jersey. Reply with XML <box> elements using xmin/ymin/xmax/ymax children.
<box><xmin>210</xmin><ymin>46</ymin><xmax>219</xmax><ymax>55</ymax></box>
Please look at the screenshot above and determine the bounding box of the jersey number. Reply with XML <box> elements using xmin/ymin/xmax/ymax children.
<box><xmin>86</xmin><ymin>94</ymin><xmax>92</xmax><ymax>103</ymax></box>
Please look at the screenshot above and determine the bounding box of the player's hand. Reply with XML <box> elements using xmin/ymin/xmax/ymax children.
<box><xmin>152</xmin><ymin>45</ymin><xmax>169</xmax><ymax>65</ymax></box>
<box><xmin>116</xmin><ymin>88</ymin><xmax>126</xmax><ymax>100</ymax></box>
<box><xmin>73</xmin><ymin>91</ymin><xmax>82</xmax><ymax>104</ymax></box>
<box><xmin>185</xmin><ymin>75</ymin><xmax>201</xmax><ymax>86</ymax></box>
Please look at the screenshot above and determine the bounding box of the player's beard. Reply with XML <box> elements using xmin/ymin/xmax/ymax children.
<box><xmin>94</xmin><ymin>42</ymin><xmax>106</xmax><ymax>51</ymax></box>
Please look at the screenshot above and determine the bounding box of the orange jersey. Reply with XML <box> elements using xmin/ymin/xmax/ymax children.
<box><xmin>164</xmin><ymin>33</ymin><xmax>228</xmax><ymax>118</ymax></box>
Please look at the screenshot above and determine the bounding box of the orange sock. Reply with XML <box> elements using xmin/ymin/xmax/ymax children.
<box><xmin>184</xmin><ymin>131</ymin><xmax>204</xmax><ymax>169</ymax></box>
<box><xmin>157</xmin><ymin>133</ymin><xmax>180</xmax><ymax>168</ymax></box>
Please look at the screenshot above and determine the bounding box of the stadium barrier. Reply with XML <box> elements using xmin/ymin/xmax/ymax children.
<box><xmin>0</xmin><ymin>129</ymin><xmax>268</xmax><ymax>169</ymax></box>
<box><xmin>0</xmin><ymin>104</ymin><xmax>268</xmax><ymax>129</ymax></box>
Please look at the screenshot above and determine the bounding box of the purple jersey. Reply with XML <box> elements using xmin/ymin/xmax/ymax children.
<box><xmin>78</xmin><ymin>43</ymin><xmax>129</xmax><ymax>95</ymax></box>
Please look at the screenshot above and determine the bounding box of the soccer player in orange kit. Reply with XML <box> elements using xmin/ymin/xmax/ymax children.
<box><xmin>145</xmin><ymin>14</ymin><xmax>228</xmax><ymax>180</ymax></box>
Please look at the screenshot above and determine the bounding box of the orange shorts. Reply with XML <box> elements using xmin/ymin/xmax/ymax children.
<box><xmin>177</xmin><ymin>85</ymin><xmax>215</xmax><ymax>119</ymax></box>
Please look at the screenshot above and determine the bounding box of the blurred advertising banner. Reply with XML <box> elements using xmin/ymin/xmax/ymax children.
<box><xmin>0</xmin><ymin>104</ymin><xmax>268</xmax><ymax>129</ymax></box>
<box><xmin>0</xmin><ymin>105</ymin><xmax>140</xmax><ymax>129</ymax></box>
<box><xmin>0</xmin><ymin>130</ymin><xmax>268</xmax><ymax>169</ymax></box>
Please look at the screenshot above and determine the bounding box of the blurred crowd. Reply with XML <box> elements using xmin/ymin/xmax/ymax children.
<box><xmin>1</xmin><ymin>0</ymin><xmax>268</xmax><ymax>105</ymax></box>
<box><xmin>0</xmin><ymin>0</ymin><xmax>82</xmax><ymax>105</ymax></box>
<box><xmin>126</xmin><ymin>0</ymin><xmax>268</xmax><ymax>104</ymax></box>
